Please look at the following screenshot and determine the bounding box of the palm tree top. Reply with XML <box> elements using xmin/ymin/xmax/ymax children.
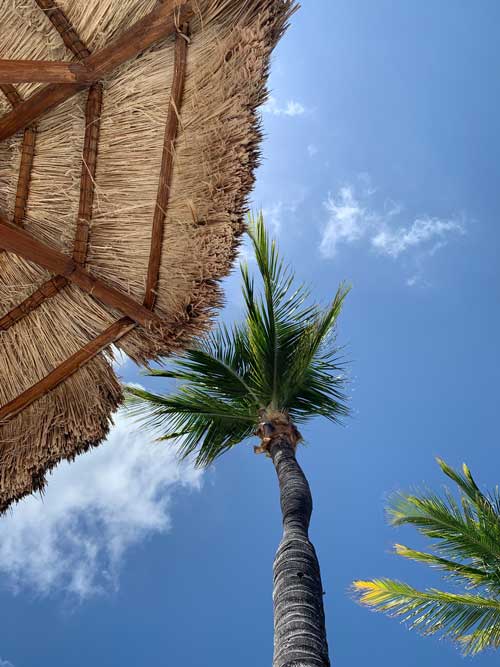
<box><xmin>125</xmin><ymin>213</ymin><xmax>350</xmax><ymax>467</ymax></box>
<box><xmin>353</xmin><ymin>458</ymin><xmax>500</xmax><ymax>655</ymax></box>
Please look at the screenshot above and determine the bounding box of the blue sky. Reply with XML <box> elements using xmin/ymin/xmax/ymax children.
<box><xmin>1</xmin><ymin>1</ymin><xmax>500</xmax><ymax>665</ymax></box>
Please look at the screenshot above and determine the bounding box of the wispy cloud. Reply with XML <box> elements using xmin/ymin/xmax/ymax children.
<box><xmin>0</xmin><ymin>659</ymin><xmax>14</xmax><ymax>667</ymax></box>
<box><xmin>371</xmin><ymin>218</ymin><xmax>465</xmax><ymax>258</ymax></box>
<box><xmin>110</xmin><ymin>345</ymin><xmax>129</xmax><ymax>372</ymax></box>
<box><xmin>319</xmin><ymin>178</ymin><xmax>466</xmax><ymax>284</ymax></box>
<box><xmin>0</xmin><ymin>414</ymin><xmax>201</xmax><ymax>599</ymax></box>
<box><xmin>320</xmin><ymin>186</ymin><xmax>371</xmax><ymax>257</ymax></box>
<box><xmin>262</xmin><ymin>97</ymin><xmax>306</xmax><ymax>117</ymax></box>
<box><xmin>307</xmin><ymin>144</ymin><xmax>319</xmax><ymax>157</ymax></box>
<box><xmin>262</xmin><ymin>201</ymin><xmax>284</xmax><ymax>235</ymax></box>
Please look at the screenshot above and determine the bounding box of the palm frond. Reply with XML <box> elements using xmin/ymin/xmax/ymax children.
<box><xmin>124</xmin><ymin>212</ymin><xmax>350</xmax><ymax>465</ymax></box>
<box><xmin>459</xmin><ymin>626</ymin><xmax>500</xmax><ymax>655</ymax></box>
<box><xmin>125</xmin><ymin>386</ymin><xmax>255</xmax><ymax>466</ymax></box>
<box><xmin>353</xmin><ymin>579</ymin><xmax>500</xmax><ymax>655</ymax></box>
<box><xmin>387</xmin><ymin>486</ymin><xmax>500</xmax><ymax>567</ymax></box>
<box><xmin>243</xmin><ymin>214</ymin><xmax>350</xmax><ymax>418</ymax></box>
<box><xmin>393</xmin><ymin>544</ymin><xmax>490</xmax><ymax>589</ymax></box>
<box><xmin>353</xmin><ymin>460</ymin><xmax>500</xmax><ymax>654</ymax></box>
<box><xmin>241</xmin><ymin>214</ymin><xmax>318</xmax><ymax>407</ymax></box>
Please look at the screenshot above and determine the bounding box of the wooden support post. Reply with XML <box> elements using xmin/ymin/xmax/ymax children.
<box><xmin>0</xmin><ymin>317</ymin><xmax>136</xmax><ymax>423</ymax></box>
<box><xmin>144</xmin><ymin>23</ymin><xmax>189</xmax><ymax>310</ymax></box>
<box><xmin>0</xmin><ymin>2</ymin><xmax>193</xmax><ymax>141</ymax></box>
<box><xmin>0</xmin><ymin>214</ymin><xmax>163</xmax><ymax>329</ymax></box>
<box><xmin>0</xmin><ymin>60</ymin><xmax>95</xmax><ymax>84</ymax></box>
<box><xmin>34</xmin><ymin>0</ymin><xmax>91</xmax><ymax>60</ymax></box>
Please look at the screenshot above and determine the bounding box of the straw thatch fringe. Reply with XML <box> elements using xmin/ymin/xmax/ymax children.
<box><xmin>0</xmin><ymin>0</ymin><xmax>297</xmax><ymax>512</ymax></box>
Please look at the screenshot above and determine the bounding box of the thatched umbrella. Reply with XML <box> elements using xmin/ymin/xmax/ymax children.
<box><xmin>0</xmin><ymin>0</ymin><xmax>296</xmax><ymax>512</ymax></box>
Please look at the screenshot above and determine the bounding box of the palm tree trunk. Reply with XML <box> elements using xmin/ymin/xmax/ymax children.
<box><xmin>269</xmin><ymin>434</ymin><xmax>330</xmax><ymax>667</ymax></box>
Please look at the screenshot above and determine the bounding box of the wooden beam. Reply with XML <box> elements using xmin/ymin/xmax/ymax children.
<box><xmin>0</xmin><ymin>2</ymin><xmax>193</xmax><ymax>141</ymax></box>
<box><xmin>144</xmin><ymin>23</ymin><xmax>189</xmax><ymax>310</ymax></box>
<box><xmin>0</xmin><ymin>317</ymin><xmax>136</xmax><ymax>423</ymax></box>
<box><xmin>0</xmin><ymin>84</ymin><xmax>22</xmax><ymax>107</ymax></box>
<box><xmin>0</xmin><ymin>276</ymin><xmax>67</xmax><ymax>331</ymax></box>
<box><xmin>0</xmin><ymin>60</ymin><xmax>95</xmax><ymax>84</ymax></box>
<box><xmin>13</xmin><ymin>126</ymin><xmax>37</xmax><ymax>226</ymax></box>
<box><xmin>0</xmin><ymin>85</ymin><xmax>37</xmax><ymax>264</ymax></box>
<box><xmin>73</xmin><ymin>83</ymin><xmax>103</xmax><ymax>265</ymax></box>
<box><xmin>34</xmin><ymin>0</ymin><xmax>91</xmax><ymax>60</ymax></box>
<box><xmin>0</xmin><ymin>83</ymin><xmax>85</xmax><ymax>141</ymax></box>
<box><xmin>85</xmin><ymin>2</ymin><xmax>192</xmax><ymax>79</ymax></box>
<box><xmin>0</xmin><ymin>214</ymin><xmax>163</xmax><ymax>328</ymax></box>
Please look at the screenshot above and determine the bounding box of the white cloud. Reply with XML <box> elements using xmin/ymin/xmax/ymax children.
<box><xmin>372</xmin><ymin>217</ymin><xmax>465</xmax><ymax>258</ymax></box>
<box><xmin>110</xmin><ymin>345</ymin><xmax>129</xmax><ymax>372</ymax></box>
<box><xmin>320</xmin><ymin>186</ymin><xmax>368</xmax><ymax>257</ymax></box>
<box><xmin>0</xmin><ymin>413</ymin><xmax>201</xmax><ymax>598</ymax></box>
<box><xmin>262</xmin><ymin>201</ymin><xmax>284</xmax><ymax>235</ymax></box>
<box><xmin>357</xmin><ymin>172</ymin><xmax>378</xmax><ymax>197</ymax></box>
<box><xmin>319</xmin><ymin>180</ymin><xmax>466</xmax><ymax>283</ymax></box>
<box><xmin>262</xmin><ymin>97</ymin><xmax>306</xmax><ymax>117</ymax></box>
<box><xmin>0</xmin><ymin>659</ymin><xmax>14</xmax><ymax>667</ymax></box>
<box><xmin>307</xmin><ymin>144</ymin><xmax>318</xmax><ymax>157</ymax></box>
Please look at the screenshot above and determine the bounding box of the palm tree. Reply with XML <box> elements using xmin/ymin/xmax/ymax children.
<box><xmin>125</xmin><ymin>214</ymin><xmax>350</xmax><ymax>667</ymax></box>
<box><xmin>353</xmin><ymin>459</ymin><xmax>500</xmax><ymax>656</ymax></box>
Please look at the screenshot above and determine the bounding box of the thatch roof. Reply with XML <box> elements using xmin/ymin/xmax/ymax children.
<box><xmin>0</xmin><ymin>0</ymin><xmax>296</xmax><ymax>512</ymax></box>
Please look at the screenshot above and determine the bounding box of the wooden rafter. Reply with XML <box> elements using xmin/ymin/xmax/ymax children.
<box><xmin>144</xmin><ymin>23</ymin><xmax>190</xmax><ymax>310</ymax></box>
<box><xmin>34</xmin><ymin>0</ymin><xmax>91</xmax><ymax>60</ymax></box>
<box><xmin>0</xmin><ymin>85</ymin><xmax>38</xmax><ymax>247</ymax></box>
<box><xmin>0</xmin><ymin>317</ymin><xmax>136</xmax><ymax>423</ymax></box>
<box><xmin>0</xmin><ymin>214</ymin><xmax>163</xmax><ymax>329</ymax></box>
<box><xmin>0</xmin><ymin>60</ymin><xmax>95</xmax><ymax>84</ymax></box>
<box><xmin>0</xmin><ymin>84</ymin><xmax>22</xmax><ymax>107</ymax></box>
<box><xmin>0</xmin><ymin>82</ymin><xmax>85</xmax><ymax>141</ymax></box>
<box><xmin>73</xmin><ymin>83</ymin><xmax>103</xmax><ymax>265</ymax></box>
<box><xmin>13</xmin><ymin>126</ymin><xmax>37</xmax><ymax>226</ymax></box>
<box><xmin>0</xmin><ymin>2</ymin><xmax>193</xmax><ymax>142</ymax></box>
<box><xmin>0</xmin><ymin>276</ymin><xmax>67</xmax><ymax>331</ymax></box>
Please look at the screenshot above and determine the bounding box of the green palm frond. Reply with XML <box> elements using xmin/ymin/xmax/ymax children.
<box><xmin>353</xmin><ymin>460</ymin><xmax>500</xmax><ymax>655</ymax></box>
<box><xmin>353</xmin><ymin>579</ymin><xmax>500</xmax><ymax>656</ymax></box>
<box><xmin>393</xmin><ymin>544</ymin><xmax>491</xmax><ymax>589</ymax></box>
<box><xmin>125</xmin><ymin>213</ymin><xmax>350</xmax><ymax>466</ymax></box>
<box><xmin>387</xmin><ymin>463</ymin><xmax>500</xmax><ymax>578</ymax></box>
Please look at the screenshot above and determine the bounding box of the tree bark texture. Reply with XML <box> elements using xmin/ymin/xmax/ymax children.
<box><xmin>270</xmin><ymin>436</ymin><xmax>330</xmax><ymax>667</ymax></box>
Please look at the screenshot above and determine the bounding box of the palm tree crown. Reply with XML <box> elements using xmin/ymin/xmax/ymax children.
<box><xmin>125</xmin><ymin>214</ymin><xmax>350</xmax><ymax>466</ymax></box>
<box><xmin>354</xmin><ymin>458</ymin><xmax>500</xmax><ymax>655</ymax></box>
